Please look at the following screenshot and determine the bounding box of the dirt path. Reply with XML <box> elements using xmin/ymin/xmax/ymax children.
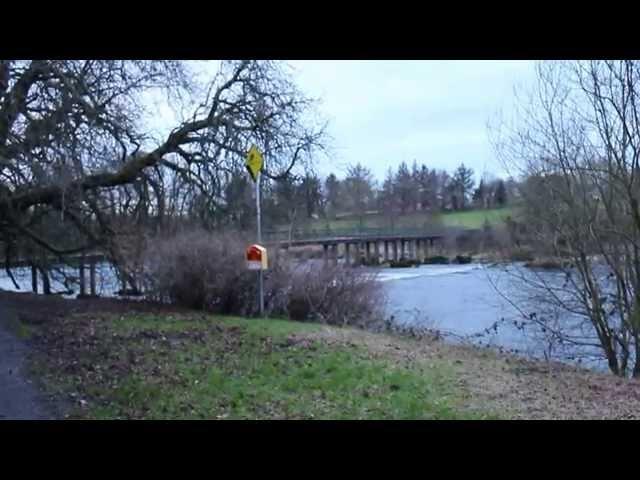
<box><xmin>0</xmin><ymin>290</ymin><xmax>177</xmax><ymax>420</ymax></box>
<box><xmin>0</xmin><ymin>302</ymin><xmax>59</xmax><ymax>419</ymax></box>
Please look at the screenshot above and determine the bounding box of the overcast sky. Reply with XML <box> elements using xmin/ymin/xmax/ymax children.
<box><xmin>149</xmin><ymin>61</ymin><xmax>538</xmax><ymax>183</ymax></box>
<box><xmin>288</xmin><ymin>60</ymin><xmax>537</xmax><ymax>182</ymax></box>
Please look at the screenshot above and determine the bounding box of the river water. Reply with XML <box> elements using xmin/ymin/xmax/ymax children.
<box><xmin>0</xmin><ymin>261</ymin><xmax>611</xmax><ymax>372</ymax></box>
<box><xmin>377</xmin><ymin>263</ymin><xmax>609</xmax><ymax>371</ymax></box>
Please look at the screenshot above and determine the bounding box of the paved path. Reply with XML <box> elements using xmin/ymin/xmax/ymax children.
<box><xmin>0</xmin><ymin>303</ymin><xmax>58</xmax><ymax>420</ymax></box>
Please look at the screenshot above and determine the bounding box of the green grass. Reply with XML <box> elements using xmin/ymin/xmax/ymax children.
<box><xmin>439</xmin><ymin>207</ymin><xmax>513</xmax><ymax>228</ymax></box>
<box><xmin>274</xmin><ymin>207</ymin><xmax>515</xmax><ymax>235</ymax></box>
<box><xmin>30</xmin><ymin>313</ymin><xmax>487</xmax><ymax>420</ymax></box>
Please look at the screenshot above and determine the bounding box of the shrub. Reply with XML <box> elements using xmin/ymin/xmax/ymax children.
<box><xmin>286</xmin><ymin>263</ymin><xmax>386</xmax><ymax>329</ymax></box>
<box><xmin>360</xmin><ymin>257</ymin><xmax>381</xmax><ymax>266</ymax></box>
<box><xmin>389</xmin><ymin>259</ymin><xmax>420</xmax><ymax>268</ymax></box>
<box><xmin>453</xmin><ymin>255</ymin><xmax>473</xmax><ymax>264</ymax></box>
<box><xmin>424</xmin><ymin>256</ymin><xmax>450</xmax><ymax>264</ymax></box>
<box><xmin>524</xmin><ymin>258</ymin><xmax>573</xmax><ymax>270</ymax></box>
<box><xmin>142</xmin><ymin>229</ymin><xmax>386</xmax><ymax>328</ymax></box>
<box><xmin>508</xmin><ymin>247</ymin><xmax>535</xmax><ymax>262</ymax></box>
<box><xmin>142</xmin><ymin>229</ymin><xmax>289</xmax><ymax>316</ymax></box>
<box><xmin>457</xmin><ymin>228</ymin><xmax>489</xmax><ymax>253</ymax></box>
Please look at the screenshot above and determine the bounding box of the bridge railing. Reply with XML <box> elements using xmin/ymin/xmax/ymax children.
<box><xmin>262</xmin><ymin>225</ymin><xmax>451</xmax><ymax>243</ymax></box>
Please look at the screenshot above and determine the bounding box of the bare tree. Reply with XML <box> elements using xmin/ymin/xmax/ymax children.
<box><xmin>273</xmin><ymin>173</ymin><xmax>302</xmax><ymax>243</ymax></box>
<box><xmin>493</xmin><ymin>60</ymin><xmax>640</xmax><ymax>377</ymax></box>
<box><xmin>0</xmin><ymin>60</ymin><xmax>326</xmax><ymax>291</ymax></box>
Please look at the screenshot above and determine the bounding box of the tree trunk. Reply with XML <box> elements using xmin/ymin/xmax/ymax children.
<box><xmin>39</xmin><ymin>266</ymin><xmax>51</xmax><ymax>295</ymax></box>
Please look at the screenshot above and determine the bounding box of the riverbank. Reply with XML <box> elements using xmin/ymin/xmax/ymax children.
<box><xmin>3</xmin><ymin>290</ymin><xmax>640</xmax><ymax>419</ymax></box>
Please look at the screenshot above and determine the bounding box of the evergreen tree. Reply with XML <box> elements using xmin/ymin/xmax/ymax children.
<box><xmin>451</xmin><ymin>163</ymin><xmax>475</xmax><ymax>210</ymax></box>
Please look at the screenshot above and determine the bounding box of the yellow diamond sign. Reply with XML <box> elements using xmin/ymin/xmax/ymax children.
<box><xmin>245</xmin><ymin>145</ymin><xmax>263</xmax><ymax>182</ymax></box>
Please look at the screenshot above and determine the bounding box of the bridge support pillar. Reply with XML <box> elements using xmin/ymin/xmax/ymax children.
<box><xmin>364</xmin><ymin>242</ymin><xmax>370</xmax><ymax>264</ymax></box>
<box><xmin>373</xmin><ymin>241</ymin><xmax>380</xmax><ymax>265</ymax></box>
<box><xmin>383</xmin><ymin>241</ymin><xmax>389</xmax><ymax>263</ymax></box>
<box><xmin>400</xmin><ymin>239</ymin><xmax>406</xmax><ymax>260</ymax></box>
<box><xmin>344</xmin><ymin>243</ymin><xmax>351</xmax><ymax>266</ymax></box>
<box><xmin>392</xmin><ymin>240</ymin><xmax>398</xmax><ymax>262</ymax></box>
<box><xmin>323</xmin><ymin>244</ymin><xmax>329</xmax><ymax>265</ymax></box>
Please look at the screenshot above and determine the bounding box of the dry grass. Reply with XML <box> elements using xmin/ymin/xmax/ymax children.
<box><xmin>300</xmin><ymin>326</ymin><xmax>640</xmax><ymax>419</ymax></box>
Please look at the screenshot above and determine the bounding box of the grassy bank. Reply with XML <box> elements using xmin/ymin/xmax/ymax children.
<box><xmin>12</xmin><ymin>291</ymin><xmax>640</xmax><ymax>420</ymax></box>
<box><xmin>27</xmin><ymin>312</ymin><xmax>486</xmax><ymax>420</ymax></box>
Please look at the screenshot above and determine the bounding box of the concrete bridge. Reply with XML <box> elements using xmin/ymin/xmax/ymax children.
<box><xmin>274</xmin><ymin>232</ymin><xmax>446</xmax><ymax>266</ymax></box>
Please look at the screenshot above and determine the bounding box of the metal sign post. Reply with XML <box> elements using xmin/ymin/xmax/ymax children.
<box><xmin>256</xmin><ymin>171</ymin><xmax>264</xmax><ymax>317</ymax></box>
<box><xmin>246</xmin><ymin>145</ymin><xmax>265</xmax><ymax>317</ymax></box>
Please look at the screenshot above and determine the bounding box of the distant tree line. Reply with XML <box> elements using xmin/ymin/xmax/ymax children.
<box><xmin>216</xmin><ymin>160</ymin><xmax>520</xmax><ymax>232</ymax></box>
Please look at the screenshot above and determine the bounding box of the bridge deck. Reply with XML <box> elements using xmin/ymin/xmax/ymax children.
<box><xmin>274</xmin><ymin>233</ymin><xmax>444</xmax><ymax>247</ymax></box>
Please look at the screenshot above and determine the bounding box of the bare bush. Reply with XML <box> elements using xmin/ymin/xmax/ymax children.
<box><xmin>143</xmin><ymin>230</ymin><xmax>286</xmax><ymax>315</ymax></box>
<box><xmin>142</xmin><ymin>229</ymin><xmax>386</xmax><ymax>328</ymax></box>
<box><xmin>286</xmin><ymin>263</ymin><xmax>387</xmax><ymax>329</ymax></box>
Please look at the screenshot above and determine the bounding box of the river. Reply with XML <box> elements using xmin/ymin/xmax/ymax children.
<box><xmin>377</xmin><ymin>262</ymin><xmax>608</xmax><ymax>371</ymax></box>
